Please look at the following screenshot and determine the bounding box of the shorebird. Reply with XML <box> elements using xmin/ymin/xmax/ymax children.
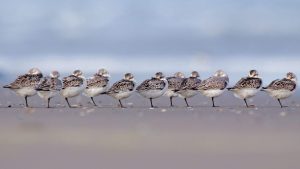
<box><xmin>197</xmin><ymin>70</ymin><xmax>229</xmax><ymax>107</ymax></box>
<box><xmin>61</xmin><ymin>70</ymin><xmax>86</xmax><ymax>108</ymax></box>
<box><xmin>177</xmin><ymin>71</ymin><xmax>201</xmax><ymax>107</ymax></box>
<box><xmin>136</xmin><ymin>72</ymin><xmax>168</xmax><ymax>108</ymax></box>
<box><xmin>164</xmin><ymin>72</ymin><xmax>185</xmax><ymax>107</ymax></box>
<box><xmin>36</xmin><ymin>70</ymin><xmax>62</xmax><ymax>108</ymax></box>
<box><xmin>3</xmin><ymin>68</ymin><xmax>43</xmax><ymax>107</ymax></box>
<box><xmin>261</xmin><ymin>72</ymin><xmax>297</xmax><ymax>108</ymax></box>
<box><xmin>228</xmin><ymin>70</ymin><xmax>262</xmax><ymax>107</ymax></box>
<box><xmin>106</xmin><ymin>73</ymin><xmax>135</xmax><ymax>108</ymax></box>
<box><xmin>84</xmin><ymin>69</ymin><xmax>110</xmax><ymax>106</ymax></box>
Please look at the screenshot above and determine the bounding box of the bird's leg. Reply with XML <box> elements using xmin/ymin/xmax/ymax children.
<box><xmin>25</xmin><ymin>96</ymin><xmax>28</xmax><ymax>108</ymax></box>
<box><xmin>277</xmin><ymin>99</ymin><xmax>287</xmax><ymax>108</ymax></box>
<box><xmin>119</xmin><ymin>100</ymin><xmax>125</xmax><ymax>108</ymax></box>
<box><xmin>244</xmin><ymin>99</ymin><xmax>249</xmax><ymax>108</ymax></box>
<box><xmin>184</xmin><ymin>98</ymin><xmax>190</xmax><ymax>107</ymax></box>
<box><xmin>65</xmin><ymin>98</ymin><xmax>72</xmax><ymax>108</ymax></box>
<box><xmin>91</xmin><ymin>97</ymin><xmax>97</xmax><ymax>106</ymax></box>
<box><xmin>47</xmin><ymin>98</ymin><xmax>51</xmax><ymax>108</ymax></box>
<box><xmin>212</xmin><ymin>97</ymin><xmax>219</xmax><ymax>107</ymax></box>
<box><xmin>150</xmin><ymin>98</ymin><xmax>154</xmax><ymax>108</ymax></box>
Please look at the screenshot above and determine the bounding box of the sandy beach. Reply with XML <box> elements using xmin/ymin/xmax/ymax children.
<box><xmin>0</xmin><ymin>88</ymin><xmax>300</xmax><ymax>169</ymax></box>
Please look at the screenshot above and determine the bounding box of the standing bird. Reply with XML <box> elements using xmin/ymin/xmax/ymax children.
<box><xmin>227</xmin><ymin>70</ymin><xmax>262</xmax><ymax>107</ymax></box>
<box><xmin>84</xmin><ymin>69</ymin><xmax>110</xmax><ymax>106</ymax></box>
<box><xmin>3</xmin><ymin>68</ymin><xmax>43</xmax><ymax>107</ymax></box>
<box><xmin>136</xmin><ymin>72</ymin><xmax>168</xmax><ymax>108</ymax></box>
<box><xmin>164</xmin><ymin>72</ymin><xmax>185</xmax><ymax>107</ymax></box>
<box><xmin>61</xmin><ymin>70</ymin><xmax>86</xmax><ymax>108</ymax></box>
<box><xmin>197</xmin><ymin>70</ymin><xmax>229</xmax><ymax>107</ymax></box>
<box><xmin>177</xmin><ymin>71</ymin><xmax>201</xmax><ymax>107</ymax></box>
<box><xmin>36</xmin><ymin>71</ymin><xmax>62</xmax><ymax>108</ymax></box>
<box><xmin>106</xmin><ymin>73</ymin><xmax>135</xmax><ymax>108</ymax></box>
<box><xmin>261</xmin><ymin>72</ymin><xmax>297</xmax><ymax>108</ymax></box>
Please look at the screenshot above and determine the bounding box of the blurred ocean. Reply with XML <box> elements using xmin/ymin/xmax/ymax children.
<box><xmin>0</xmin><ymin>0</ymin><xmax>299</xmax><ymax>87</ymax></box>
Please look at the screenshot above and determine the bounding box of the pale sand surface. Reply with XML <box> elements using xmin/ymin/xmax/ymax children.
<box><xmin>0</xmin><ymin>88</ymin><xmax>300</xmax><ymax>169</ymax></box>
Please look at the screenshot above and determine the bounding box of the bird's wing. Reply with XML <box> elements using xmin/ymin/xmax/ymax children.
<box><xmin>63</xmin><ymin>75</ymin><xmax>83</xmax><ymax>88</ymax></box>
<box><xmin>86</xmin><ymin>76</ymin><xmax>109</xmax><ymax>88</ymax></box>
<box><xmin>108</xmin><ymin>79</ymin><xmax>135</xmax><ymax>93</ymax></box>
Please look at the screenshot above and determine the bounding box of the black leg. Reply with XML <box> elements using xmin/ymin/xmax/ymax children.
<box><xmin>212</xmin><ymin>97</ymin><xmax>216</xmax><ymax>107</ymax></box>
<box><xmin>47</xmin><ymin>98</ymin><xmax>51</xmax><ymax>108</ymax></box>
<box><xmin>278</xmin><ymin>99</ymin><xmax>283</xmax><ymax>108</ymax></box>
<box><xmin>65</xmin><ymin>98</ymin><xmax>72</xmax><ymax>108</ymax></box>
<box><xmin>150</xmin><ymin>98</ymin><xmax>154</xmax><ymax>108</ymax></box>
<box><xmin>244</xmin><ymin>99</ymin><xmax>249</xmax><ymax>108</ymax></box>
<box><xmin>25</xmin><ymin>96</ymin><xmax>28</xmax><ymax>107</ymax></box>
<box><xmin>184</xmin><ymin>98</ymin><xmax>190</xmax><ymax>107</ymax></box>
<box><xmin>170</xmin><ymin>97</ymin><xmax>173</xmax><ymax>107</ymax></box>
<box><xmin>91</xmin><ymin>97</ymin><xmax>97</xmax><ymax>106</ymax></box>
<box><xmin>118</xmin><ymin>100</ymin><xmax>125</xmax><ymax>108</ymax></box>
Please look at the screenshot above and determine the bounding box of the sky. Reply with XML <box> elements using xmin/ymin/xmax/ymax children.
<box><xmin>0</xmin><ymin>0</ymin><xmax>300</xmax><ymax>83</ymax></box>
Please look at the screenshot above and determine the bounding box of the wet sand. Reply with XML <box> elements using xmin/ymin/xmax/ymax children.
<box><xmin>0</xmin><ymin>88</ymin><xmax>300</xmax><ymax>169</ymax></box>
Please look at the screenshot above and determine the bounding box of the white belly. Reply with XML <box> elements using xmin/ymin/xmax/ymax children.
<box><xmin>164</xmin><ymin>89</ymin><xmax>179</xmax><ymax>98</ymax></box>
<box><xmin>232</xmin><ymin>88</ymin><xmax>259</xmax><ymax>99</ymax></box>
<box><xmin>138</xmin><ymin>84</ymin><xmax>168</xmax><ymax>99</ymax></box>
<box><xmin>266</xmin><ymin>89</ymin><xmax>294</xmax><ymax>99</ymax></box>
<box><xmin>84</xmin><ymin>86</ymin><xmax>109</xmax><ymax>97</ymax></box>
<box><xmin>109</xmin><ymin>91</ymin><xmax>134</xmax><ymax>100</ymax></box>
<box><xmin>61</xmin><ymin>86</ymin><xmax>85</xmax><ymax>98</ymax></box>
<box><xmin>178</xmin><ymin>90</ymin><xmax>198</xmax><ymax>99</ymax></box>
<box><xmin>37</xmin><ymin>91</ymin><xmax>59</xmax><ymax>100</ymax></box>
<box><xmin>13</xmin><ymin>87</ymin><xmax>37</xmax><ymax>97</ymax></box>
<box><xmin>199</xmin><ymin>89</ymin><xmax>224</xmax><ymax>98</ymax></box>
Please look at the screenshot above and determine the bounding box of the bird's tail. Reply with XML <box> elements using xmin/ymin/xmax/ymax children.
<box><xmin>260</xmin><ymin>87</ymin><xmax>267</xmax><ymax>91</ymax></box>
<box><xmin>3</xmin><ymin>85</ymin><xmax>11</xmax><ymax>88</ymax></box>
<box><xmin>35</xmin><ymin>88</ymin><xmax>50</xmax><ymax>91</ymax></box>
<box><xmin>102</xmin><ymin>91</ymin><xmax>109</xmax><ymax>95</ymax></box>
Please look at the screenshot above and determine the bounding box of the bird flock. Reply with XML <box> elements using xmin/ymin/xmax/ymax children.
<box><xmin>2</xmin><ymin>68</ymin><xmax>297</xmax><ymax>108</ymax></box>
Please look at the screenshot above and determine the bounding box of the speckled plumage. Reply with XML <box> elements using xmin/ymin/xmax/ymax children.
<box><xmin>137</xmin><ymin>72</ymin><xmax>168</xmax><ymax>108</ymax></box>
<box><xmin>61</xmin><ymin>70</ymin><xmax>86</xmax><ymax>108</ymax></box>
<box><xmin>264</xmin><ymin>78</ymin><xmax>296</xmax><ymax>91</ymax></box>
<box><xmin>136</xmin><ymin>78</ymin><xmax>166</xmax><ymax>91</ymax></box>
<box><xmin>167</xmin><ymin>77</ymin><xmax>184</xmax><ymax>91</ymax></box>
<box><xmin>62</xmin><ymin>75</ymin><xmax>84</xmax><ymax>89</ymax></box>
<box><xmin>107</xmin><ymin>79</ymin><xmax>135</xmax><ymax>94</ymax></box>
<box><xmin>231</xmin><ymin>77</ymin><xmax>262</xmax><ymax>89</ymax></box>
<box><xmin>228</xmin><ymin>71</ymin><xmax>262</xmax><ymax>107</ymax></box>
<box><xmin>3</xmin><ymin>69</ymin><xmax>43</xmax><ymax>107</ymax></box>
<box><xmin>4</xmin><ymin>73</ymin><xmax>43</xmax><ymax>89</ymax></box>
<box><xmin>36</xmin><ymin>76</ymin><xmax>62</xmax><ymax>91</ymax></box>
<box><xmin>197</xmin><ymin>70</ymin><xmax>229</xmax><ymax>107</ymax></box>
<box><xmin>177</xmin><ymin>77</ymin><xmax>201</xmax><ymax>107</ymax></box>
<box><xmin>262</xmin><ymin>73</ymin><xmax>297</xmax><ymax>108</ymax></box>
<box><xmin>86</xmin><ymin>75</ymin><xmax>109</xmax><ymax>88</ymax></box>
<box><xmin>180</xmin><ymin>77</ymin><xmax>202</xmax><ymax>90</ymax></box>
<box><xmin>198</xmin><ymin>77</ymin><xmax>228</xmax><ymax>90</ymax></box>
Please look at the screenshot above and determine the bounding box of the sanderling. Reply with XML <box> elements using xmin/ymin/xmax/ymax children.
<box><xmin>137</xmin><ymin>72</ymin><xmax>168</xmax><ymax>108</ymax></box>
<box><xmin>3</xmin><ymin>68</ymin><xmax>43</xmax><ymax>107</ymax></box>
<box><xmin>106</xmin><ymin>73</ymin><xmax>135</xmax><ymax>108</ymax></box>
<box><xmin>228</xmin><ymin>70</ymin><xmax>262</xmax><ymax>108</ymax></box>
<box><xmin>36</xmin><ymin>70</ymin><xmax>62</xmax><ymax>108</ymax></box>
<box><xmin>261</xmin><ymin>72</ymin><xmax>297</xmax><ymax>108</ymax></box>
<box><xmin>177</xmin><ymin>71</ymin><xmax>201</xmax><ymax>107</ymax></box>
<box><xmin>197</xmin><ymin>70</ymin><xmax>229</xmax><ymax>107</ymax></box>
<box><xmin>84</xmin><ymin>69</ymin><xmax>110</xmax><ymax>106</ymax></box>
<box><xmin>164</xmin><ymin>72</ymin><xmax>185</xmax><ymax>107</ymax></box>
<box><xmin>61</xmin><ymin>70</ymin><xmax>86</xmax><ymax>108</ymax></box>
